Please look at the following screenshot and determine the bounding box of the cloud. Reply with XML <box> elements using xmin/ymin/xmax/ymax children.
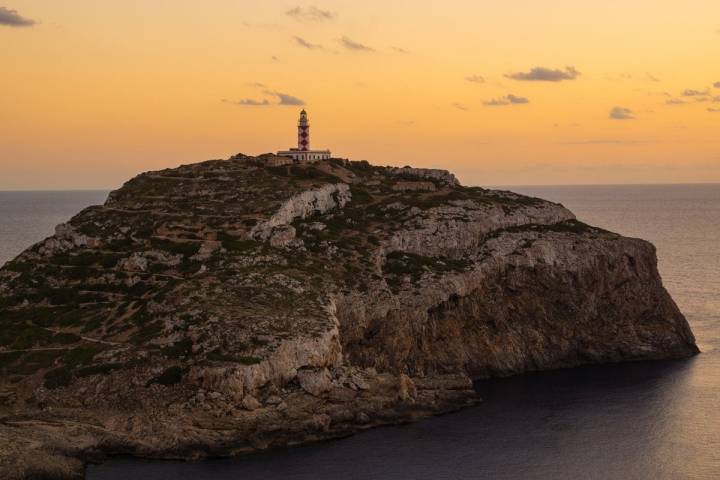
<box><xmin>604</xmin><ymin>73</ymin><xmax>633</xmax><ymax>82</ymax></box>
<box><xmin>223</xmin><ymin>91</ymin><xmax>305</xmax><ymax>107</ymax></box>
<box><xmin>339</xmin><ymin>36</ymin><xmax>374</xmax><ymax>52</ymax></box>
<box><xmin>391</xmin><ymin>46</ymin><xmax>409</xmax><ymax>54</ymax></box>
<box><xmin>245</xmin><ymin>82</ymin><xmax>266</xmax><ymax>88</ymax></box>
<box><xmin>286</xmin><ymin>6</ymin><xmax>334</xmax><ymax>21</ymax></box>
<box><xmin>646</xmin><ymin>72</ymin><xmax>660</xmax><ymax>82</ymax></box>
<box><xmin>506</xmin><ymin>66</ymin><xmax>580</xmax><ymax>82</ymax></box>
<box><xmin>709</xmin><ymin>108</ymin><xmax>720</xmax><ymax>113</ymax></box>
<box><xmin>609</xmin><ymin>107</ymin><xmax>635</xmax><ymax>120</ymax></box>
<box><xmin>682</xmin><ymin>89</ymin><xmax>709</xmax><ymax>97</ymax></box>
<box><xmin>222</xmin><ymin>98</ymin><xmax>271</xmax><ymax>106</ymax></box>
<box><xmin>294</xmin><ymin>36</ymin><xmax>323</xmax><ymax>49</ymax></box>
<box><xmin>665</xmin><ymin>98</ymin><xmax>687</xmax><ymax>105</ymax></box>
<box><xmin>483</xmin><ymin>94</ymin><xmax>529</xmax><ymax>106</ymax></box>
<box><xmin>714</xmin><ymin>82</ymin><xmax>720</xmax><ymax>88</ymax></box>
<box><xmin>267</xmin><ymin>91</ymin><xmax>305</xmax><ymax>106</ymax></box>
<box><xmin>0</xmin><ymin>6</ymin><xmax>35</xmax><ymax>26</ymax></box>
<box><xmin>562</xmin><ymin>139</ymin><xmax>648</xmax><ymax>145</ymax></box>
<box><xmin>452</xmin><ymin>102</ymin><xmax>469</xmax><ymax>111</ymax></box>
<box><xmin>465</xmin><ymin>75</ymin><xmax>485</xmax><ymax>84</ymax></box>
<box><xmin>271</xmin><ymin>56</ymin><xmax>280</xmax><ymax>61</ymax></box>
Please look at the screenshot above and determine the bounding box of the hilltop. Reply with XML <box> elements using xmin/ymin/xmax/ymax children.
<box><xmin>0</xmin><ymin>154</ymin><xmax>697</xmax><ymax>478</ymax></box>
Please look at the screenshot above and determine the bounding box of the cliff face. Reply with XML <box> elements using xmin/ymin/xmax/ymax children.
<box><xmin>0</xmin><ymin>155</ymin><xmax>697</xmax><ymax>478</ymax></box>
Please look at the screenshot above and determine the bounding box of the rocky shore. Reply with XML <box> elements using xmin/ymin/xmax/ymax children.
<box><xmin>0</xmin><ymin>154</ymin><xmax>698</xmax><ymax>478</ymax></box>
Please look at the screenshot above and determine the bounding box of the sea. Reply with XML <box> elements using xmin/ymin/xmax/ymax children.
<box><xmin>0</xmin><ymin>185</ymin><xmax>718</xmax><ymax>480</ymax></box>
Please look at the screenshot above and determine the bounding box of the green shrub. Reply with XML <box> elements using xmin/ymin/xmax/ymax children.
<box><xmin>146</xmin><ymin>366</ymin><xmax>184</xmax><ymax>386</ymax></box>
<box><xmin>238</xmin><ymin>356</ymin><xmax>263</xmax><ymax>365</ymax></box>
<box><xmin>0</xmin><ymin>325</ymin><xmax>54</xmax><ymax>349</ymax></box>
<box><xmin>206</xmin><ymin>349</ymin><xmax>237</xmax><ymax>362</ymax></box>
<box><xmin>218</xmin><ymin>232</ymin><xmax>261</xmax><ymax>252</ymax></box>
<box><xmin>350</xmin><ymin>186</ymin><xmax>373</xmax><ymax>205</ymax></box>
<box><xmin>161</xmin><ymin>338</ymin><xmax>193</xmax><ymax>357</ymax></box>
<box><xmin>52</xmin><ymin>332</ymin><xmax>81</xmax><ymax>345</ymax></box>
<box><xmin>150</xmin><ymin>238</ymin><xmax>201</xmax><ymax>257</ymax></box>
<box><xmin>63</xmin><ymin>346</ymin><xmax>101</xmax><ymax>366</ymax></box>
<box><xmin>0</xmin><ymin>351</ymin><xmax>23</xmax><ymax>369</ymax></box>
<box><xmin>44</xmin><ymin>366</ymin><xmax>73</xmax><ymax>389</ymax></box>
<box><xmin>77</xmin><ymin>363</ymin><xmax>123</xmax><ymax>377</ymax></box>
<box><xmin>16</xmin><ymin>350</ymin><xmax>65</xmax><ymax>374</ymax></box>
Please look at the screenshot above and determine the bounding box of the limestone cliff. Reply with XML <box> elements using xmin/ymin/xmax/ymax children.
<box><xmin>0</xmin><ymin>155</ymin><xmax>697</xmax><ymax>479</ymax></box>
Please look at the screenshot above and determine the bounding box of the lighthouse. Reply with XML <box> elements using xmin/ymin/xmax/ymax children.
<box><xmin>277</xmin><ymin>110</ymin><xmax>332</xmax><ymax>163</ymax></box>
<box><xmin>298</xmin><ymin>109</ymin><xmax>310</xmax><ymax>150</ymax></box>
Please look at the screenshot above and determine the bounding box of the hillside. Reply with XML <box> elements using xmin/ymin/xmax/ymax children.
<box><xmin>0</xmin><ymin>154</ymin><xmax>698</xmax><ymax>478</ymax></box>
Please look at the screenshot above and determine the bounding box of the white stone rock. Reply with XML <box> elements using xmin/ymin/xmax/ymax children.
<box><xmin>117</xmin><ymin>253</ymin><xmax>148</xmax><ymax>272</ymax></box>
<box><xmin>297</xmin><ymin>368</ymin><xmax>333</xmax><ymax>396</ymax></box>
<box><xmin>242</xmin><ymin>395</ymin><xmax>262</xmax><ymax>411</ymax></box>
<box><xmin>251</xmin><ymin>183</ymin><xmax>351</xmax><ymax>241</ymax></box>
<box><xmin>269</xmin><ymin>225</ymin><xmax>297</xmax><ymax>248</ymax></box>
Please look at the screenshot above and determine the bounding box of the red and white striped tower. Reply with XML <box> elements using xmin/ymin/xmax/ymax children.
<box><xmin>297</xmin><ymin>109</ymin><xmax>310</xmax><ymax>151</ymax></box>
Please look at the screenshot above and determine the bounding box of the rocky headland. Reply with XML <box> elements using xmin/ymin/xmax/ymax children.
<box><xmin>0</xmin><ymin>155</ymin><xmax>698</xmax><ymax>478</ymax></box>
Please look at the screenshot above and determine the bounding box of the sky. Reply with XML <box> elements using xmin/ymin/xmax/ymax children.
<box><xmin>1</xmin><ymin>0</ymin><xmax>720</xmax><ymax>189</ymax></box>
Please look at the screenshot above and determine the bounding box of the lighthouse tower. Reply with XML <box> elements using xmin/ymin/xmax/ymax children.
<box><xmin>298</xmin><ymin>109</ymin><xmax>310</xmax><ymax>151</ymax></box>
<box><xmin>277</xmin><ymin>110</ymin><xmax>332</xmax><ymax>163</ymax></box>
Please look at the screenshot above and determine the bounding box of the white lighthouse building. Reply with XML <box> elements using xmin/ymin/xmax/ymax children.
<box><xmin>277</xmin><ymin>110</ymin><xmax>332</xmax><ymax>163</ymax></box>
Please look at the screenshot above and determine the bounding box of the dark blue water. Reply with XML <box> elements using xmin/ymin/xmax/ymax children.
<box><xmin>1</xmin><ymin>185</ymin><xmax>718</xmax><ymax>479</ymax></box>
<box><xmin>0</xmin><ymin>190</ymin><xmax>108</xmax><ymax>267</ymax></box>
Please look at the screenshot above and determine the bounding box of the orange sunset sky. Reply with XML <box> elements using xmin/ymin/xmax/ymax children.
<box><xmin>1</xmin><ymin>1</ymin><xmax>720</xmax><ymax>189</ymax></box>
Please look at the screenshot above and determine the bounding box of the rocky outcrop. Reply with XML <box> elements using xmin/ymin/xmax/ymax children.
<box><xmin>388</xmin><ymin>167</ymin><xmax>459</xmax><ymax>186</ymax></box>
<box><xmin>251</xmin><ymin>183</ymin><xmax>351</xmax><ymax>240</ymax></box>
<box><xmin>0</xmin><ymin>156</ymin><xmax>697</xmax><ymax>479</ymax></box>
<box><xmin>386</xmin><ymin>201</ymin><xmax>575</xmax><ymax>258</ymax></box>
<box><xmin>338</xmin><ymin>231</ymin><xmax>695</xmax><ymax>377</ymax></box>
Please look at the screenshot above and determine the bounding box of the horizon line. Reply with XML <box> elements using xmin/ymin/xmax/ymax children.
<box><xmin>1</xmin><ymin>182</ymin><xmax>720</xmax><ymax>192</ymax></box>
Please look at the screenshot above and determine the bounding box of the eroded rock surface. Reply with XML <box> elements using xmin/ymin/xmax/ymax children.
<box><xmin>0</xmin><ymin>156</ymin><xmax>697</xmax><ymax>478</ymax></box>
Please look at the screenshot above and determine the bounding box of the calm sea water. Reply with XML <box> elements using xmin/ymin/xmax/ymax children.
<box><xmin>0</xmin><ymin>191</ymin><xmax>109</xmax><ymax>267</ymax></box>
<box><xmin>1</xmin><ymin>185</ymin><xmax>718</xmax><ymax>479</ymax></box>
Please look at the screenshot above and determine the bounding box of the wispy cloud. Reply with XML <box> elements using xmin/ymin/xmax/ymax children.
<box><xmin>0</xmin><ymin>6</ymin><xmax>35</xmax><ymax>26</ymax></box>
<box><xmin>609</xmin><ymin>107</ymin><xmax>635</xmax><ymax>120</ymax></box>
<box><xmin>465</xmin><ymin>75</ymin><xmax>485</xmax><ymax>84</ymax></box>
<box><xmin>483</xmin><ymin>94</ymin><xmax>529</xmax><ymax>106</ymax></box>
<box><xmin>286</xmin><ymin>6</ymin><xmax>335</xmax><ymax>22</ymax></box>
<box><xmin>339</xmin><ymin>36</ymin><xmax>374</xmax><ymax>52</ymax></box>
<box><xmin>452</xmin><ymin>102</ymin><xmax>469</xmax><ymax>111</ymax></box>
<box><xmin>665</xmin><ymin>98</ymin><xmax>687</xmax><ymax>105</ymax></box>
<box><xmin>267</xmin><ymin>91</ymin><xmax>305</xmax><ymax>106</ymax></box>
<box><xmin>714</xmin><ymin>82</ymin><xmax>720</xmax><ymax>89</ymax></box>
<box><xmin>646</xmin><ymin>72</ymin><xmax>660</xmax><ymax>82</ymax></box>
<box><xmin>294</xmin><ymin>36</ymin><xmax>323</xmax><ymax>50</ymax></box>
<box><xmin>506</xmin><ymin>66</ymin><xmax>580</xmax><ymax>82</ymax></box>
<box><xmin>223</xmin><ymin>91</ymin><xmax>305</xmax><ymax>107</ymax></box>
<box><xmin>604</xmin><ymin>73</ymin><xmax>633</xmax><ymax>83</ymax></box>
<box><xmin>391</xmin><ymin>46</ymin><xmax>409</xmax><ymax>54</ymax></box>
<box><xmin>222</xmin><ymin>98</ymin><xmax>271</xmax><ymax>106</ymax></box>
<box><xmin>561</xmin><ymin>139</ymin><xmax>648</xmax><ymax>145</ymax></box>
<box><xmin>682</xmin><ymin>89</ymin><xmax>710</xmax><ymax>97</ymax></box>
<box><xmin>709</xmin><ymin>107</ymin><xmax>720</xmax><ymax>113</ymax></box>
<box><xmin>271</xmin><ymin>55</ymin><xmax>280</xmax><ymax>62</ymax></box>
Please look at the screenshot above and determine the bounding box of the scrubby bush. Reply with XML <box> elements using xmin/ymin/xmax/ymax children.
<box><xmin>146</xmin><ymin>366</ymin><xmax>185</xmax><ymax>386</ymax></box>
